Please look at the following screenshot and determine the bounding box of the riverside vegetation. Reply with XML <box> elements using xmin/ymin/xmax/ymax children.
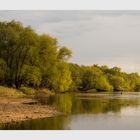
<box><xmin>0</xmin><ymin>21</ymin><xmax>140</xmax><ymax>124</ymax></box>
<box><xmin>0</xmin><ymin>20</ymin><xmax>140</xmax><ymax>92</ymax></box>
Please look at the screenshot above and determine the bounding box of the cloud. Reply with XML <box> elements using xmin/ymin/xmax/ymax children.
<box><xmin>0</xmin><ymin>11</ymin><xmax>140</xmax><ymax>73</ymax></box>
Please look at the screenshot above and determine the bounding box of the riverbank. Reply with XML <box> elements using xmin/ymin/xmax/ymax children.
<box><xmin>0</xmin><ymin>96</ymin><xmax>60</xmax><ymax>124</ymax></box>
<box><xmin>0</xmin><ymin>85</ymin><xmax>139</xmax><ymax>124</ymax></box>
<box><xmin>0</xmin><ymin>86</ymin><xmax>59</xmax><ymax>124</ymax></box>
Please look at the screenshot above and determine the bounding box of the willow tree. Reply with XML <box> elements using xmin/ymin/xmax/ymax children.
<box><xmin>81</xmin><ymin>66</ymin><xmax>112</xmax><ymax>91</ymax></box>
<box><xmin>38</xmin><ymin>34</ymin><xmax>72</xmax><ymax>92</ymax></box>
<box><xmin>0</xmin><ymin>21</ymin><xmax>38</xmax><ymax>88</ymax></box>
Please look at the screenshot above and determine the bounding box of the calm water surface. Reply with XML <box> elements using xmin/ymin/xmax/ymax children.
<box><xmin>1</xmin><ymin>93</ymin><xmax>140</xmax><ymax>130</ymax></box>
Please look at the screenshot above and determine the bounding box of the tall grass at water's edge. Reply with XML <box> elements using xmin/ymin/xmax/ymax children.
<box><xmin>0</xmin><ymin>86</ymin><xmax>55</xmax><ymax>99</ymax></box>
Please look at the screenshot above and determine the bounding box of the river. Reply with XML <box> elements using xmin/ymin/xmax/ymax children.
<box><xmin>1</xmin><ymin>92</ymin><xmax>140</xmax><ymax>130</ymax></box>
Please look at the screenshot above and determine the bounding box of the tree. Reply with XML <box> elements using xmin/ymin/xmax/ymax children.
<box><xmin>0</xmin><ymin>21</ymin><xmax>38</xmax><ymax>88</ymax></box>
<box><xmin>38</xmin><ymin>35</ymin><xmax>72</xmax><ymax>92</ymax></box>
<box><xmin>95</xmin><ymin>76</ymin><xmax>113</xmax><ymax>91</ymax></box>
<box><xmin>69</xmin><ymin>63</ymin><xmax>83</xmax><ymax>91</ymax></box>
<box><xmin>58</xmin><ymin>47</ymin><xmax>72</xmax><ymax>61</ymax></box>
<box><xmin>81</xmin><ymin>66</ymin><xmax>112</xmax><ymax>91</ymax></box>
<box><xmin>0</xmin><ymin>58</ymin><xmax>6</xmax><ymax>84</ymax></box>
<box><xmin>109</xmin><ymin>75</ymin><xmax>128</xmax><ymax>91</ymax></box>
<box><xmin>38</xmin><ymin>34</ymin><xmax>58</xmax><ymax>87</ymax></box>
<box><xmin>128</xmin><ymin>73</ymin><xmax>140</xmax><ymax>91</ymax></box>
<box><xmin>1</xmin><ymin>20</ymin><xmax>140</xmax><ymax>93</ymax></box>
<box><xmin>22</xmin><ymin>65</ymin><xmax>42</xmax><ymax>87</ymax></box>
<box><xmin>50</xmin><ymin>63</ymin><xmax>72</xmax><ymax>92</ymax></box>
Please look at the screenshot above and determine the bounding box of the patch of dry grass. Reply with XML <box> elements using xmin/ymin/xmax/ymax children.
<box><xmin>37</xmin><ymin>88</ymin><xmax>55</xmax><ymax>95</ymax></box>
<box><xmin>0</xmin><ymin>86</ymin><xmax>25</xmax><ymax>97</ymax></box>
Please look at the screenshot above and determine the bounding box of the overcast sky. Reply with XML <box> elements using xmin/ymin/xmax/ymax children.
<box><xmin>0</xmin><ymin>10</ymin><xmax>140</xmax><ymax>73</ymax></box>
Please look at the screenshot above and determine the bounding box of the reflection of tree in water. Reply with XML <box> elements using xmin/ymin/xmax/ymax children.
<box><xmin>53</xmin><ymin>94</ymin><xmax>140</xmax><ymax>115</ymax></box>
<box><xmin>1</xmin><ymin>115</ymin><xmax>71</xmax><ymax>130</ymax></box>
<box><xmin>1</xmin><ymin>94</ymin><xmax>140</xmax><ymax>130</ymax></box>
<box><xmin>72</xmin><ymin>98</ymin><xmax>139</xmax><ymax>114</ymax></box>
<box><xmin>54</xmin><ymin>94</ymin><xmax>73</xmax><ymax>114</ymax></box>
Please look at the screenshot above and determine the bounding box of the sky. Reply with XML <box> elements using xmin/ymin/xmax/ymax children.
<box><xmin>0</xmin><ymin>10</ymin><xmax>140</xmax><ymax>73</ymax></box>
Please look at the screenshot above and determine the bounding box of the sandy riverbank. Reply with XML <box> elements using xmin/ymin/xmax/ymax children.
<box><xmin>0</xmin><ymin>97</ymin><xmax>59</xmax><ymax>124</ymax></box>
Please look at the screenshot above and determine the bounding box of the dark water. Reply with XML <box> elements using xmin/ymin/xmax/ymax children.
<box><xmin>1</xmin><ymin>93</ymin><xmax>140</xmax><ymax>130</ymax></box>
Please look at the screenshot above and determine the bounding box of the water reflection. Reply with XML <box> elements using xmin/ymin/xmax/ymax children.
<box><xmin>1</xmin><ymin>93</ymin><xmax>140</xmax><ymax>130</ymax></box>
<box><xmin>53</xmin><ymin>94</ymin><xmax>139</xmax><ymax>114</ymax></box>
<box><xmin>1</xmin><ymin>116</ymin><xmax>71</xmax><ymax>130</ymax></box>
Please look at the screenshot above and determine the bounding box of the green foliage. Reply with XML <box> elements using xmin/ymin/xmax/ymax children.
<box><xmin>0</xmin><ymin>58</ymin><xmax>6</xmax><ymax>83</ymax></box>
<box><xmin>19</xmin><ymin>86</ymin><xmax>36</xmax><ymax>95</ymax></box>
<box><xmin>51</xmin><ymin>63</ymin><xmax>72</xmax><ymax>92</ymax></box>
<box><xmin>95</xmin><ymin>76</ymin><xmax>113</xmax><ymax>91</ymax></box>
<box><xmin>0</xmin><ymin>21</ymin><xmax>38</xmax><ymax>88</ymax></box>
<box><xmin>69</xmin><ymin>63</ymin><xmax>83</xmax><ymax>91</ymax></box>
<box><xmin>58</xmin><ymin>47</ymin><xmax>72</xmax><ymax>61</ymax></box>
<box><xmin>81</xmin><ymin>66</ymin><xmax>112</xmax><ymax>91</ymax></box>
<box><xmin>128</xmin><ymin>73</ymin><xmax>140</xmax><ymax>91</ymax></box>
<box><xmin>109</xmin><ymin>75</ymin><xmax>126</xmax><ymax>91</ymax></box>
<box><xmin>69</xmin><ymin>64</ymin><xmax>140</xmax><ymax>92</ymax></box>
<box><xmin>22</xmin><ymin>65</ymin><xmax>42</xmax><ymax>87</ymax></box>
<box><xmin>0</xmin><ymin>20</ymin><xmax>140</xmax><ymax>93</ymax></box>
<box><xmin>0</xmin><ymin>20</ymin><xmax>72</xmax><ymax>92</ymax></box>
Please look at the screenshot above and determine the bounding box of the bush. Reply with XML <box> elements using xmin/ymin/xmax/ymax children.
<box><xmin>34</xmin><ymin>89</ymin><xmax>55</xmax><ymax>105</ymax></box>
<box><xmin>19</xmin><ymin>87</ymin><xmax>36</xmax><ymax>95</ymax></box>
<box><xmin>34</xmin><ymin>92</ymin><xmax>49</xmax><ymax>105</ymax></box>
<box><xmin>37</xmin><ymin>88</ymin><xmax>54</xmax><ymax>95</ymax></box>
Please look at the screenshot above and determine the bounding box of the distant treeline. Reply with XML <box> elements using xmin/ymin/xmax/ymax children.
<box><xmin>69</xmin><ymin>64</ymin><xmax>140</xmax><ymax>92</ymax></box>
<box><xmin>0</xmin><ymin>20</ymin><xmax>140</xmax><ymax>92</ymax></box>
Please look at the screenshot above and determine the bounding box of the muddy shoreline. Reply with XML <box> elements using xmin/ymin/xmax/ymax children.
<box><xmin>0</xmin><ymin>97</ymin><xmax>59</xmax><ymax>124</ymax></box>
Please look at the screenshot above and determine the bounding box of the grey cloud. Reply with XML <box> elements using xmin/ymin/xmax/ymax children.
<box><xmin>0</xmin><ymin>11</ymin><xmax>140</xmax><ymax>73</ymax></box>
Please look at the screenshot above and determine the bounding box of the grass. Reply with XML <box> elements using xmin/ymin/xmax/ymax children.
<box><xmin>37</xmin><ymin>88</ymin><xmax>55</xmax><ymax>96</ymax></box>
<box><xmin>0</xmin><ymin>86</ymin><xmax>54</xmax><ymax>97</ymax></box>
<box><xmin>0</xmin><ymin>86</ymin><xmax>25</xmax><ymax>97</ymax></box>
<box><xmin>0</xmin><ymin>86</ymin><xmax>55</xmax><ymax>105</ymax></box>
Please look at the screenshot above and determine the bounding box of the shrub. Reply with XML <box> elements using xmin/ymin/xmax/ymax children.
<box><xmin>19</xmin><ymin>87</ymin><xmax>36</xmax><ymax>95</ymax></box>
<box><xmin>34</xmin><ymin>89</ymin><xmax>55</xmax><ymax>105</ymax></box>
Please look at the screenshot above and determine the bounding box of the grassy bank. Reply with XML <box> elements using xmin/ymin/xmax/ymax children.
<box><xmin>0</xmin><ymin>86</ymin><xmax>55</xmax><ymax>97</ymax></box>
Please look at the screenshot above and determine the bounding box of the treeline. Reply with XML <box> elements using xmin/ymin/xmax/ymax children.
<box><xmin>69</xmin><ymin>64</ymin><xmax>140</xmax><ymax>92</ymax></box>
<box><xmin>0</xmin><ymin>20</ymin><xmax>72</xmax><ymax>92</ymax></box>
<box><xmin>0</xmin><ymin>21</ymin><xmax>140</xmax><ymax>92</ymax></box>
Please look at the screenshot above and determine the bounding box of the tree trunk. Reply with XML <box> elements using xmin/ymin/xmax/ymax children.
<box><xmin>15</xmin><ymin>81</ymin><xmax>20</xmax><ymax>89</ymax></box>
